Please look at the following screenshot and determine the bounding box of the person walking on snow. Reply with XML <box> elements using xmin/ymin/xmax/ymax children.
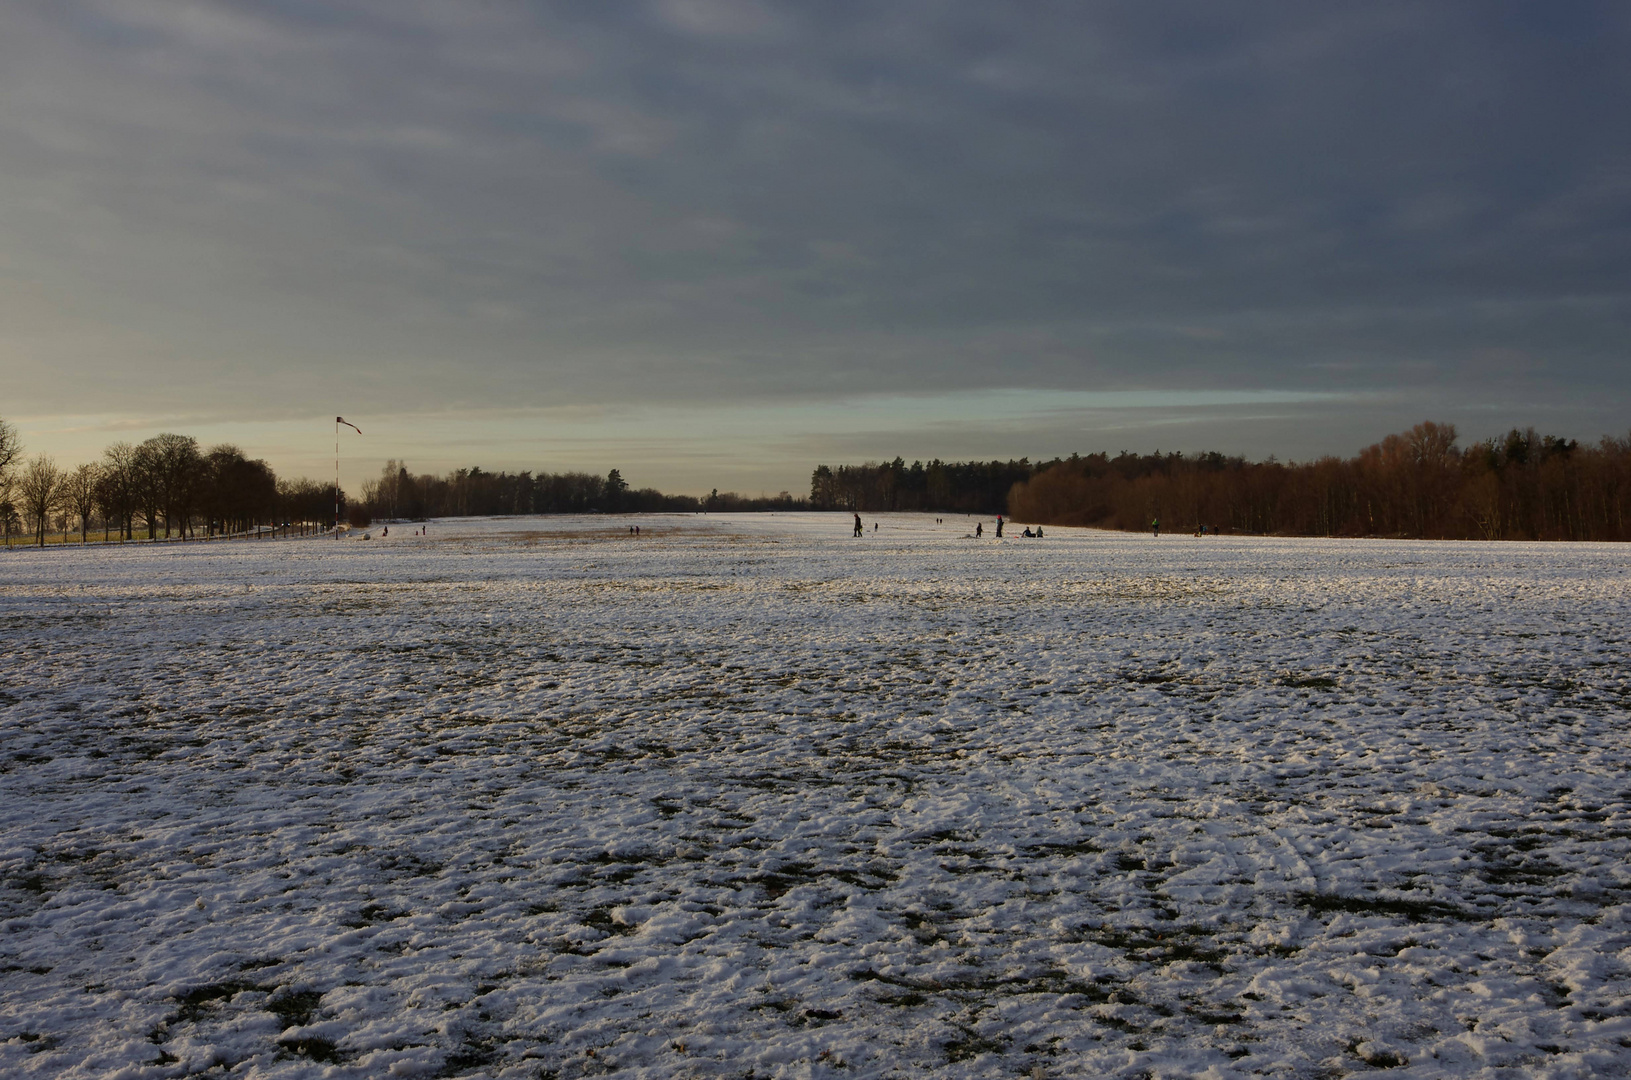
<box><xmin>854</xmin><ymin>513</ymin><xmax>863</xmax><ymax>537</ymax></box>
<box><xmin>995</xmin><ymin>515</ymin><xmax>1004</xmax><ymax>538</ymax></box>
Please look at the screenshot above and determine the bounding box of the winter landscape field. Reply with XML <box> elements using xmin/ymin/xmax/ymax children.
<box><xmin>2</xmin><ymin>512</ymin><xmax>1629</xmax><ymax>1080</ymax></box>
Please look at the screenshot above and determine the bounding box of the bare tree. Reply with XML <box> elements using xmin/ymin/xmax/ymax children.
<box><xmin>133</xmin><ymin>439</ymin><xmax>163</xmax><ymax>539</ymax></box>
<box><xmin>100</xmin><ymin>442</ymin><xmax>141</xmax><ymax>540</ymax></box>
<box><xmin>0</xmin><ymin>418</ymin><xmax>19</xmax><ymax>481</ymax></box>
<box><xmin>144</xmin><ymin>433</ymin><xmax>204</xmax><ymax>539</ymax></box>
<box><xmin>63</xmin><ymin>463</ymin><xmax>101</xmax><ymax>543</ymax></box>
<box><xmin>0</xmin><ymin>418</ymin><xmax>19</xmax><ymax>546</ymax></box>
<box><xmin>205</xmin><ymin>444</ymin><xmax>277</xmax><ymax>534</ymax></box>
<box><xmin>0</xmin><ymin>474</ymin><xmax>15</xmax><ymax>548</ymax></box>
<box><xmin>17</xmin><ymin>455</ymin><xmax>62</xmax><ymax>547</ymax></box>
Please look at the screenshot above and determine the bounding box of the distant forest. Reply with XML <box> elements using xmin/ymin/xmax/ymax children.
<box><xmin>813</xmin><ymin>422</ymin><xmax>1631</xmax><ymax>541</ymax></box>
<box><xmin>360</xmin><ymin>461</ymin><xmax>800</xmax><ymax>520</ymax></box>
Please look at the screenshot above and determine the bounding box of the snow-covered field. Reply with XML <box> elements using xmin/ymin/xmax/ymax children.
<box><xmin>3</xmin><ymin>513</ymin><xmax>1630</xmax><ymax>1079</ymax></box>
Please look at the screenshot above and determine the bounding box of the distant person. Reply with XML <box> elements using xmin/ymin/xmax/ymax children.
<box><xmin>873</xmin><ymin>522</ymin><xmax>878</xmax><ymax>532</ymax></box>
<box><xmin>854</xmin><ymin>513</ymin><xmax>863</xmax><ymax>537</ymax></box>
<box><xmin>1022</xmin><ymin>527</ymin><xmax>1033</xmax><ymax>538</ymax></box>
<box><xmin>976</xmin><ymin>522</ymin><xmax>983</xmax><ymax>538</ymax></box>
<box><xmin>1151</xmin><ymin>517</ymin><xmax>1160</xmax><ymax>537</ymax></box>
<box><xmin>382</xmin><ymin>525</ymin><xmax>388</xmax><ymax>537</ymax></box>
<box><xmin>1036</xmin><ymin>526</ymin><xmax>1044</xmax><ymax>538</ymax></box>
<box><xmin>995</xmin><ymin>515</ymin><xmax>1004</xmax><ymax>538</ymax></box>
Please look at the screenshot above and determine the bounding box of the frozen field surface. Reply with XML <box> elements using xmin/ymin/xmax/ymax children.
<box><xmin>3</xmin><ymin>513</ymin><xmax>1631</xmax><ymax>1079</ymax></box>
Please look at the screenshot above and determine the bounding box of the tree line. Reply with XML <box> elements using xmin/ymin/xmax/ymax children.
<box><xmin>815</xmin><ymin>422</ymin><xmax>1631</xmax><ymax>541</ymax></box>
<box><xmin>0</xmin><ymin>418</ymin><xmax>804</xmax><ymax>549</ymax></box>
<box><xmin>360</xmin><ymin>460</ymin><xmax>802</xmax><ymax>520</ymax></box>
<box><xmin>9</xmin><ymin>417</ymin><xmax>1624</xmax><ymax>545</ymax></box>
<box><xmin>0</xmin><ymin>421</ymin><xmax>334</xmax><ymax>546</ymax></box>
<box><xmin>809</xmin><ymin>458</ymin><xmax>1035</xmax><ymax>515</ymax></box>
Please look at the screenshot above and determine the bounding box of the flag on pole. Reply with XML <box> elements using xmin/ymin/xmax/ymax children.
<box><xmin>337</xmin><ymin>417</ymin><xmax>362</xmax><ymax>434</ymax></box>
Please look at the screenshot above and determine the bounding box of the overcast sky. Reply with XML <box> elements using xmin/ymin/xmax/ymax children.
<box><xmin>4</xmin><ymin>1</ymin><xmax>1628</xmax><ymax>494</ymax></box>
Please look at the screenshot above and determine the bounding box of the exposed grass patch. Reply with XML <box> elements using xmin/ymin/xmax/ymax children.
<box><xmin>1298</xmin><ymin>891</ymin><xmax>1478</xmax><ymax>922</ymax></box>
<box><xmin>878</xmin><ymin>992</ymin><xmax>928</xmax><ymax>1007</ymax></box>
<box><xmin>278</xmin><ymin>1035</ymin><xmax>344</xmax><ymax>1063</ymax></box>
<box><xmin>943</xmin><ymin>1026</ymin><xmax>1011</xmax><ymax>1063</ymax></box>
<box><xmin>1353</xmin><ymin>1043</ymin><xmax>1407</xmax><ymax>1068</ymax></box>
<box><xmin>1022</xmin><ymin>839</ymin><xmax>1102</xmax><ymax>858</ymax></box>
<box><xmin>174</xmin><ymin>980</ymin><xmax>259</xmax><ymax>1023</ymax></box>
<box><xmin>378</xmin><ymin>852</ymin><xmax>443</xmax><ymax>879</ymax></box>
<box><xmin>851</xmin><ymin>966</ymin><xmax>1113</xmax><ymax>1004</ymax></box>
<box><xmin>1085</xmin><ymin>925</ymin><xmax>1229</xmax><ymax>967</ymax></box>
<box><xmin>756</xmin><ymin>861</ymin><xmax>896</xmax><ymax>899</ymax></box>
<box><xmin>440</xmin><ymin>1035</ymin><xmax>498</xmax><ymax>1076</ymax></box>
<box><xmin>582</xmin><ymin>907</ymin><xmax>638</xmax><ymax>936</ymax></box>
<box><xmin>342</xmin><ymin>902</ymin><xmax>410</xmax><ymax>928</ymax></box>
<box><xmin>266</xmin><ymin>989</ymin><xmax>323</xmax><ymax>1028</ymax></box>
<box><xmin>1184</xmin><ymin>1004</ymin><xmax>1245</xmax><ymax>1025</ymax></box>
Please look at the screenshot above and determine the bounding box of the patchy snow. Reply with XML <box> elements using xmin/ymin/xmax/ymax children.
<box><xmin>2</xmin><ymin>513</ymin><xmax>1630</xmax><ymax>1079</ymax></box>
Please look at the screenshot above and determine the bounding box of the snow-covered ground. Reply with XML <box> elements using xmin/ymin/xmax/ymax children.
<box><xmin>3</xmin><ymin>513</ymin><xmax>1630</xmax><ymax>1079</ymax></box>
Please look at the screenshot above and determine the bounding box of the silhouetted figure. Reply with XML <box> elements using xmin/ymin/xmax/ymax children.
<box><xmin>1151</xmin><ymin>517</ymin><xmax>1160</xmax><ymax>537</ymax></box>
<box><xmin>1036</xmin><ymin>526</ymin><xmax>1044</xmax><ymax>538</ymax></box>
<box><xmin>854</xmin><ymin>513</ymin><xmax>863</xmax><ymax>537</ymax></box>
<box><xmin>976</xmin><ymin>522</ymin><xmax>983</xmax><ymax>538</ymax></box>
<box><xmin>995</xmin><ymin>515</ymin><xmax>1004</xmax><ymax>538</ymax></box>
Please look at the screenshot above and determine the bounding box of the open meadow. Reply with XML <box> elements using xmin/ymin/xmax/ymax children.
<box><xmin>2</xmin><ymin>513</ymin><xmax>1630</xmax><ymax>1079</ymax></box>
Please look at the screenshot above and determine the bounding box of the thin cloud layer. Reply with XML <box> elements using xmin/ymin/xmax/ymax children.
<box><xmin>2</xmin><ymin>1</ymin><xmax>1627</xmax><ymax>480</ymax></box>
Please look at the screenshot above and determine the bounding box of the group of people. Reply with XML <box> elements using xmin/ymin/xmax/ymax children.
<box><xmin>851</xmin><ymin>513</ymin><xmax>1045</xmax><ymax>540</ymax></box>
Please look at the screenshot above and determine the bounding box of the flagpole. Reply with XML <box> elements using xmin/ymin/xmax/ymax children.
<box><xmin>334</xmin><ymin>417</ymin><xmax>362</xmax><ymax>537</ymax></box>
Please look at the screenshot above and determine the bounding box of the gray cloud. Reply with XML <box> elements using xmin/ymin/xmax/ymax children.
<box><xmin>2</xmin><ymin>1</ymin><xmax>1628</xmax><ymax>474</ymax></box>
